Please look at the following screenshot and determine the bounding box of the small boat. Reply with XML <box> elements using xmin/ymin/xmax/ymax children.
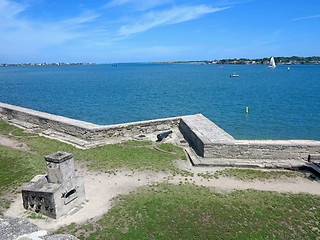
<box><xmin>230</xmin><ymin>73</ymin><xmax>239</xmax><ymax>77</ymax></box>
<box><xmin>268</xmin><ymin>56</ymin><xmax>276</xmax><ymax>68</ymax></box>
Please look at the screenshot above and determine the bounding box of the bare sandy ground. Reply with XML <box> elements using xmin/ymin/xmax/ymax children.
<box><xmin>1</xmin><ymin>134</ymin><xmax>320</xmax><ymax>232</ymax></box>
<box><xmin>0</xmin><ymin>135</ymin><xmax>33</xmax><ymax>153</ymax></box>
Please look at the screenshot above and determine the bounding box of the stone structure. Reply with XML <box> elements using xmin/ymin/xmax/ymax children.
<box><xmin>0</xmin><ymin>215</ymin><xmax>79</xmax><ymax>239</ymax></box>
<box><xmin>1</xmin><ymin>102</ymin><xmax>320</xmax><ymax>170</ymax></box>
<box><xmin>0</xmin><ymin>102</ymin><xmax>180</xmax><ymax>148</ymax></box>
<box><xmin>179</xmin><ymin>114</ymin><xmax>320</xmax><ymax>162</ymax></box>
<box><xmin>22</xmin><ymin>152</ymin><xmax>85</xmax><ymax>219</ymax></box>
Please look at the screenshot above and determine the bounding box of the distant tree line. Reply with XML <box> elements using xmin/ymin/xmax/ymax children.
<box><xmin>204</xmin><ymin>56</ymin><xmax>320</xmax><ymax>65</ymax></box>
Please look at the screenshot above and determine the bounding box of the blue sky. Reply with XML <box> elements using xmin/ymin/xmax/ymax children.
<box><xmin>1</xmin><ymin>0</ymin><xmax>320</xmax><ymax>63</ymax></box>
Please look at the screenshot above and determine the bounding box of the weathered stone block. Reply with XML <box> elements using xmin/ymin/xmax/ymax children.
<box><xmin>45</xmin><ymin>152</ymin><xmax>75</xmax><ymax>184</ymax></box>
<box><xmin>22</xmin><ymin>151</ymin><xmax>85</xmax><ymax>219</ymax></box>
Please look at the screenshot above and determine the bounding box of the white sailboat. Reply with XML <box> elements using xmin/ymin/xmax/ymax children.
<box><xmin>269</xmin><ymin>56</ymin><xmax>276</xmax><ymax>68</ymax></box>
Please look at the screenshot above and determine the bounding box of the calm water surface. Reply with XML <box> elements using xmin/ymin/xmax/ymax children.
<box><xmin>0</xmin><ymin>63</ymin><xmax>319</xmax><ymax>140</ymax></box>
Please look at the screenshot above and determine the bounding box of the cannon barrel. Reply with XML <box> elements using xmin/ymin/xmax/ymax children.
<box><xmin>157</xmin><ymin>130</ymin><xmax>173</xmax><ymax>141</ymax></box>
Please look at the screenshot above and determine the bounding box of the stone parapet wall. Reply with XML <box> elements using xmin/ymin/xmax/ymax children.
<box><xmin>204</xmin><ymin>140</ymin><xmax>320</xmax><ymax>161</ymax></box>
<box><xmin>179</xmin><ymin>113</ymin><xmax>320</xmax><ymax>161</ymax></box>
<box><xmin>0</xmin><ymin>102</ymin><xmax>181</xmax><ymax>148</ymax></box>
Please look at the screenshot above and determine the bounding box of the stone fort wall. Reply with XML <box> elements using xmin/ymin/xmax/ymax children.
<box><xmin>202</xmin><ymin>140</ymin><xmax>320</xmax><ymax>161</ymax></box>
<box><xmin>1</xmin><ymin>102</ymin><xmax>319</xmax><ymax>162</ymax></box>
<box><xmin>0</xmin><ymin>102</ymin><xmax>181</xmax><ymax>148</ymax></box>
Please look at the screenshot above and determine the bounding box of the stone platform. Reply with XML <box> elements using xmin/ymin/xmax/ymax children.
<box><xmin>22</xmin><ymin>152</ymin><xmax>86</xmax><ymax>219</ymax></box>
<box><xmin>179</xmin><ymin>114</ymin><xmax>320</xmax><ymax>175</ymax></box>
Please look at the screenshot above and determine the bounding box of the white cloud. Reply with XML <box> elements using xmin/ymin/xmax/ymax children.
<box><xmin>292</xmin><ymin>14</ymin><xmax>320</xmax><ymax>21</ymax></box>
<box><xmin>0</xmin><ymin>0</ymin><xmax>230</xmax><ymax>62</ymax></box>
<box><xmin>0</xmin><ymin>0</ymin><xmax>25</xmax><ymax>20</ymax></box>
<box><xmin>0</xmin><ymin>0</ymin><xmax>101</xmax><ymax>56</ymax></box>
<box><xmin>62</xmin><ymin>11</ymin><xmax>100</xmax><ymax>27</ymax></box>
<box><xmin>118</xmin><ymin>5</ymin><xmax>229</xmax><ymax>36</ymax></box>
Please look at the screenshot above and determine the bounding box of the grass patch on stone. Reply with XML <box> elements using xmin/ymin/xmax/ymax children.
<box><xmin>214</xmin><ymin>168</ymin><xmax>306</xmax><ymax>181</ymax></box>
<box><xmin>57</xmin><ymin>183</ymin><xmax>320</xmax><ymax>240</ymax></box>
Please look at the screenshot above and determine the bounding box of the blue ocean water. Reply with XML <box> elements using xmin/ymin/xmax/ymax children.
<box><xmin>0</xmin><ymin>63</ymin><xmax>319</xmax><ymax>140</ymax></box>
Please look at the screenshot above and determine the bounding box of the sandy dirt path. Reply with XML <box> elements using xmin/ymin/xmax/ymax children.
<box><xmin>0</xmin><ymin>135</ymin><xmax>34</xmax><ymax>153</ymax></box>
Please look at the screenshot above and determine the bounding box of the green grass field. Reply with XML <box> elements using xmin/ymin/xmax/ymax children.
<box><xmin>58</xmin><ymin>184</ymin><xmax>320</xmax><ymax>240</ymax></box>
<box><xmin>0</xmin><ymin>121</ymin><xmax>319</xmax><ymax>239</ymax></box>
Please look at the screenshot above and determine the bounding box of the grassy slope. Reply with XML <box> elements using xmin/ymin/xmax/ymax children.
<box><xmin>59</xmin><ymin>183</ymin><xmax>320</xmax><ymax>240</ymax></box>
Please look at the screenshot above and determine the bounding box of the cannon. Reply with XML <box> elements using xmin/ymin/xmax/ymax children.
<box><xmin>157</xmin><ymin>130</ymin><xmax>173</xmax><ymax>141</ymax></box>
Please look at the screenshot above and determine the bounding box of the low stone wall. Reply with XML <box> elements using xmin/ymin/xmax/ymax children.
<box><xmin>179</xmin><ymin>114</ymin><xmax>320</xmax><ymax>162</ymax></box>
<box><xmin>204</xmin><ymin>140</ymin><xmax>320</xmax><ymax>161</ymax></box>
<box><xmin>0</xmin><ymin>102</ymin><xmax>181</xmax><ymax>148</ymax></box>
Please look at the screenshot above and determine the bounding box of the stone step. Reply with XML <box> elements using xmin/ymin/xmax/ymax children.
<box><xmin>185</xmin><ymin>148</ymin><xmax>308</xmax><ymax>170</ymax></box>
<box><xmin>308</xmin><ymin>154</ymin><xmax>320</xmax><ymax>164</ymax></box>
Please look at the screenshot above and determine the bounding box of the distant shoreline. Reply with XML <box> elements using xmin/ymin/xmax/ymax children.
<box><xmin>1</xmin><ymin>56</ymin><xmax>319</xmax><ymax>67</ymax></box>
<box><xmin>155</xmin><ymin>56</ymin><xmax>320</xmax><ymax>65</ymax></box>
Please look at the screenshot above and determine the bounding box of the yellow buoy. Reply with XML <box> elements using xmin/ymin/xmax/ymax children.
<box><xmin>246</xmin><ymin>107</ymin><xmax>249</xmax><ymax>114</ymax></box>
